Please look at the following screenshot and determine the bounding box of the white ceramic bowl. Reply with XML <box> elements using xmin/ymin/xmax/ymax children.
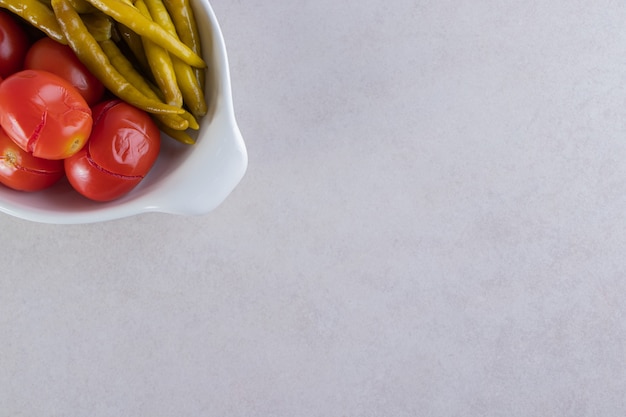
<box><xmin>0</xmin><ymin>0</ymin><xmax>247</xmax><ymax>224</ymax></box>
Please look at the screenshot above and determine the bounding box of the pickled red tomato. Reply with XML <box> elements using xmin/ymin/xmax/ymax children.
<box><xmin>65</xmin><ymin>100</ymin><xmax>161</xmax><ymax>202</ymax></box>
<box><xmin>0</xmin><ymin>69</ymin><xmax>93</xmax><ymax>160</ymax></box>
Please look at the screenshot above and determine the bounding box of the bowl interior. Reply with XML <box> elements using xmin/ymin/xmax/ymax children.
<box><xmin>0</xmin><ymin>0</ymin><xmax>247</xmax><ymax>224</ymax></box>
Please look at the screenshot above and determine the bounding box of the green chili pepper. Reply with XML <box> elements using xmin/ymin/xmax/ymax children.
<box><xmin>115</xmin><ymin>22</ymin><xmax>151</xmax><ymax>76</ymax></box>
<box><xmin>67</xmin><ymin>0</ymin><xmax>96</xmax><ymax>13</ymax></box>
<box><xmin>0</xmin><ymin>0</ymin><xmax>66</xmax><ymax>43</ymax></box>
<box><xmin>85</xmin><ymin>0</ymin><xmax>205</xmax><ymax>68</ymax></box>
<box><xmin>100</xmin><ymin>38</ymin><xmax>197</xmax><ymax>132</ymax></box>
<box><xmin>82</xmin><ymin>11</ymin><xmax>113</xmax><ymax>41</ymax></box>
<box><xmin>155</xmin><ymin>119</ymin><xmax>196</xmax><ymax>145</ymax></box>
<box><xmin>143</xmin><ymin>0</ymin><xmax>206</xmax><ymax>117</ymax></box>
<box><xmin>51</xmin><ymin>0</ymin><xmax>183</xmax><ymax>115</ymax></box>
<box><xmin>162</xmin><ymin>0</ymin><xmax>204</xmax><ymax>89</ymax></box>
<box><xmin>134</xmin><ymin>0</ymin><xmax>183</xmax><ymax>108</ymax></box>
<box><xmin>182</xmin><ymin>108</ymin><xmax>199</xmax><ymax>129</ymax></box>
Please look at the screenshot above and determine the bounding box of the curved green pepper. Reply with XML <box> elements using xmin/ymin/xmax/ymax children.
<box><xmin>51</xmin><ymin>0</ymin><xmax>183</xmax><ymax>115</ymax></box>
<box><xmin>85</xmin><ymin>0</ymin><xmax>205</xmax><ymax>68</ymax></box>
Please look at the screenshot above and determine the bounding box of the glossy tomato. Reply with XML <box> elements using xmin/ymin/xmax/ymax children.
<box><xmin>65</xmin><ymin>99</ymin><xmax>161</xmax><ymax>202</ymax></box>
<box><xmin>0</xmin><ymin>127</ymin><xmax>64</xmax><ymax>191</ymax></box>
<box><xmin>0</xmin><ymin>69</ymin><xmax>93</xmax><ymax>160</ymax></box>
<box><xmin>24</xmin><ymin>37</ymin><xmax>105</xmax><ymax>106</ymax></box>
<box><xmin>0</xmin><ymin>10</ymin><xmax>29</xmax><ymax>79</ymax></box>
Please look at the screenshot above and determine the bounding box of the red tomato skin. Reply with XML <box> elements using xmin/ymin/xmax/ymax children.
<box><xmin>64</xmin><ymin>147</ymin><xmax>141</xmax><ymax>202</ymax></box>
<box><xmin>0</xmin><ymin>10</ymin><xmax>29</xmax><ymax>79</ymax></box>
<box><xmin>65</xmin><ymin>99</ymin><xmax>161</xmax><ymax>202</ymax></box>
<box><xmin>0</xmin><ymin>127</ymin><xmax>64</xmax><ymax>191</ymax></box>
<box><xmin>24</xmin><ymin>37</ymin><xmax>105</xmax><ymax>106</ymax></box>
<box><xmin>0</xmin><ymin>69</ymin><xmax>93</xmax><ymax>160</ymax></box>
<box><xmin>88</xmin><ymin>100</ymin><xmax>161</xmax><ymax>177</ymax></box>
